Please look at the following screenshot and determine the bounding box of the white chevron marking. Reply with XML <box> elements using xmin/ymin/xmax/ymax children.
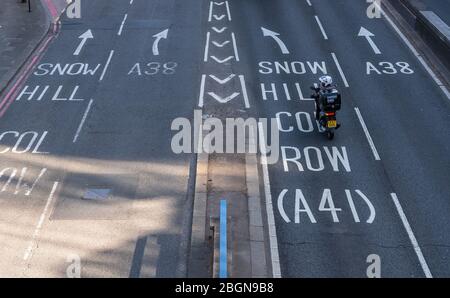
<box><xmin>208</xmin><ymin>92</ymin><xmax>240</xmax><ymax>103</ymax></box>
<box><xmin>212</xmin><ymin>40</ymin><xmax>230</xmax><ymax>47</ymax></box>
<box><xmin>210</xmin><ymin>55</ymin><xmax>234</xmax><ymax>63</ymax></box>
<box><xmin>209</xmin><ymin>74</ymin><xmax>235</xmax><ymax>84</ymax></box>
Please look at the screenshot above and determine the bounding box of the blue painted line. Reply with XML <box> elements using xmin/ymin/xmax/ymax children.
<box><xmin>219</xmin><ymin>200</ymin><xmax>227</xmax><ymax>278</ymax></box>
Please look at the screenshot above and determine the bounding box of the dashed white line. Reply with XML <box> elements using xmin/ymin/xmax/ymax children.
<box><xmin>99</xmin><ymin>50</ymin><xmax>115</xmax><ymax>82</ymax></box>
<box><xmin>390</xmin><ymin>193</ymin><xmax>433</xmax><ymax>278</ymax></box>
<box><xmin>258</xmin><ymin>122</ymin><xmax>282</xmax><ymax>278</ymax></box>
<box><xmin>23</xmin><ymin>181</ymin><xmax>59</xmax><ymax>261</ymax></box>
<box><xmin>331</xmin><ymin>52</ymin><xmax>350</xmax><ymax>87</ymax></box>
<box><xmin>314</xmin><ymin>15</ymin><xmax>328</xmax><ymax>40</ymax></box>
<box><xmin>73</xmin><ymin>99</ymin><xmax>94</xmax><ymax>143</ymax></box>
<box><xmin>375</xmin><ymin>2</ymin><xmax>450</xmax><ymax>101</ymax></box>
<box><xmin>306</xmin><ymin>0</ymin><xmax>312</xmax><ymax>6</ymax></box>
<box><xmin>354</xmin><ymin>107</ymin><xmax>381</xmax><ymax>161</ymax></box>
<box><xmin>118</xmin><ymin>13</ymin><xmax>128</xmax><ymax>36</ymax></box>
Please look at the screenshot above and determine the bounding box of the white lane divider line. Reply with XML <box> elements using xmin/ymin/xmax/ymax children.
<box><xmin>73</xmin><ymin>99</ymin><xmax>94</xmax><ymax>143</ymax></box>
<box><xmin>390</xmin><ymin>193</ymin><xmax>433</xmax><ymax>278</ymax></box>
<box><xmin>354</xmin><ymin>107</ymin><xmax>381</xmax><ymax>161</ymax></box>
<box><xmin>23</xmin><ymin>181</ymin><xmax>59</xmax><ymax>261</ymax></box>
<box><xmin>331</xmin><ymin>52</ymin><xmax>350</xmax><ymax>87</ymax></box>
<box><xmin>258</xmin><ymin>122</ymin><xmax>282</xmax><ymax>278</ymax></box>
<box><xmin>204</xmin><ymin>32</ymin><xmax>211</xmax><ymax>62</ymax></box>
<box><xmin>225</xmin><ymin>1</ymin><xmax>232</xmax><ymax>21</ymax></box>
<box><xmin>314</xmin><ymin>15</ymin><xmax>328</xmax><ymax>40</ymax></box>
<box><xmin>375</xmin><ymin>1</ymin><xmax>450</xmax><ymax>101</ymax></box>
<box><xmin>231</xmin><ymin>32</ymin><xmax>240</xmax><ymax>61</ymax></box>
<box><xmin>99</xmin><ymin>50</ymin><xmax>115</xmax><ymax>82</ymax></box>
<box><xmin>239</xmin><ymin>75</ymin><xmax>250</xmax><ymax>109</ymax></box>
<box><xmin>306</xmin><ymin>0</ymin><xmax>312</xmax><ymax>6</ymax></box>
<box><xmin>129</xmin><ymin>0</ymin><xmax>133</xmax><ymax>4</ymax></box>
<box><xmin>118</xmin><ymin>13</ymin><xmax>128</xmax><ymax>36</ymax></box>
<box><xmin>208</xmin><ymin>1</ymin><xmax>214</xmax><ymax>22</ymax></box>
<box><xmin>198</xmin><ymin>74</ymin><xmax>206</xmax><ymax>107</ymax></box>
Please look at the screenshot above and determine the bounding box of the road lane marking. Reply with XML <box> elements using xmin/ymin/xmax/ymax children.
<box><xmin>375</xmin><ymin>2</ymin><xmax>450</xmax><ymax>100</ymax></box>
<box><xmin>118</xmin><ymin>14</ymin><xmax>128</xmax><ymax>36</ymax></box>
<box><xmin>314</xmin><ymin>16</ymin><xmax>328</xmax><ymax>40</ymax></box>
<box><xmin>225</xmin><ymin>1</ymin><xmax>232</xmax><ymax>21</ymax></box>
<box><xmin>212</xmin><ymin>40</ymin><xmax>230</xmax><ymax>47</ymax></box>
<box><xmin>231</xmin><ymin>33</ymin><xmax>240</xmax><ymax>61</ymax></box>
<box><xmin>306</xmin><ymin>0</ymin><xmax>312</xmax><ymax>6</ymax></box>
<box><xmin>354</xmin><ymin>107</ymin><xmax>381</xmax><ymax>161</ymax></box>
<box><xmin>209</xmin><ymin>74</ymin><xmax>235</xmax><ymax>84</ymax></box>
<box><xmin>261</xmin><ymin>27</ymin><xmax>290</xmax><ymax>55</ymax></box>
<box><xmin>73</xmin><ymin>99</ymin><xmax>94</xmax><ymax>143</ymax></box>
<box><xmin>258</xmin><ymin>122</ymin><xmax>282</xmax><ymax>278</ymax></box>
<box><xmin>198</xmin><ymin>75</ymin><xmax>206</xmax><ymax>107</ymax></box>
<box><xmin>358</xmin><ymin>27</ymin><xmax>381</xmax><ymax>55</ymax></box>
<box><xmin>331</xmin><ymin>52</ymin><xmax>350</xmax><ymax>87</ymax></box>
<box><xmin>152</xmin><ymin>29</ymin><xmax>169</xmax><ymax>56</ymax></box>
<box><xmin>212</xmin><ymin>26</ymin><xmax>227</xmax><ymax>33</ymax></box>
<box><xmin>130</xmin><ymin>0</ymin><xmax>134</xmax><ymax>4</ymax></box>
<box><xmin>99</xmin><ymin>50</ymin><xmax>115</xmax><ymax>81</ymax></box>
<box><xmin>239</xmin><ymin>75</ymin><xmax>250</xmax><ymax>108</ymax></box>
<box><xmin>211</xmin><ymin>56</ymin><xmax>235</xmax><ymax>63</ymax></box>
<box><xmin>204</xmin><ymin>32</ymin><xmax>211</xmax><ymax>62</ymax></box>
<box><xmin>23</xmin><ymin>181</ymin><xmax>59</xmax><ymax>261</ymax></box>
<box><xmin>390</xmin><ymin>193</ymin><xmax>433</xmax><ymax>278</ymax></box>
<box><xmin>73</xmin><ymin>30</ymin><xmax>93</xmax><ymax>56</ymax></box>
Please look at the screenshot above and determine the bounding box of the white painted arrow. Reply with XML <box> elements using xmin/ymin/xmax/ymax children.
<box><xmin>261</xmin><ymin>27</ymin><xmax>290</xmax><ymax>54</ymax></box>
<box><xmin>358</xmin><ymin>27</ymin><xmax>381</xmax><ymax>55</ymax></box>
<box><xmin>152</xmin><ymin>29</ymin><xmax>169</xmax><ymax>56</ymax></box>
<box><xmin>74</xmin><ymin>30</ymin><xmax>93</xmax><ymax>56</ymax></box>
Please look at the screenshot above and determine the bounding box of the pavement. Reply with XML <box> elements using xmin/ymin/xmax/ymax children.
<box><xmin>0</xmin><ymin>0</ymin><xmax>47</xmax><ymax>94</ymax></box>
<box><xmin>0</xmin><ymin>0</ymin><xmax>449</xmax><ymax>278</ymax></box>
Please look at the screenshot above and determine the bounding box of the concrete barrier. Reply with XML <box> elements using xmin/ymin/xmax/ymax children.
<box><xmin>387</xmin><ymin>0</ymin><xmax>450</xmax><ymax>71</ymax></box>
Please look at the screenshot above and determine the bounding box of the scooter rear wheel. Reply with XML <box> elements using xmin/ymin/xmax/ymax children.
<box><xmin>327</xmin><ymin>131</ymin><xmax>335</xmax><ymax>140</ymax></box>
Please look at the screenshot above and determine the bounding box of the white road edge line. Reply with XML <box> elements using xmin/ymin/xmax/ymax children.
<box><xmin>314</xmin><ymin>15</ymin><xmax>328</xmax><ymax>40</ymax></box>
<box><xmin>390</xmin><ymin>193</ymin><xmax>433</xmax><ymax>278</ymax></box>
<box><xmin>118</xmin><ymin>13</ymin><xmax>128</xmax><ymax>36</ymax></box>
<box><xmin>73</xmin><ymin>99</ymin><xmax>94</xmax><ymax>143</ymax></box>
<box><xmin>258</xmin><ymin>122</ymin><xmax>282</xmax><ymax>278</ymax></box>
<box><xmin>354</xmin><ymin>107</ymin><xmax>381</xmax><ymax>161</ymax></box>
<box><xmin>331</xmin><ymin>52</ymin><xmax>350</xmax><ymax>88</ymax></box>
<box><xmin>23</xmin><ymin>181</ymin><xmax>59</xmax><ymax>261</ymax></box>
<box><xmin>375</xmin><ymin>2</ymin><xmax>450</xmax><ymax>100</ymax></box>
<box><xmin>99</xmin><ymin>50</ymin><xmax>115</xmax><ymax>82</ymax></box>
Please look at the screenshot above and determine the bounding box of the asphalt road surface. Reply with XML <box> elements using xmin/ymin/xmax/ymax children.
<box><xmin>1</xmin><ymin>0</ymin><xmax>449</xmax><ymax>278</ymax></box>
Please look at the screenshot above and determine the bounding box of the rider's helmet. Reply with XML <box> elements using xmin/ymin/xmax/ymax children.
<box><xmin>319</xmin><ymin>75</ymin><xmax>333</xmax><ymax>89</ymax></box>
